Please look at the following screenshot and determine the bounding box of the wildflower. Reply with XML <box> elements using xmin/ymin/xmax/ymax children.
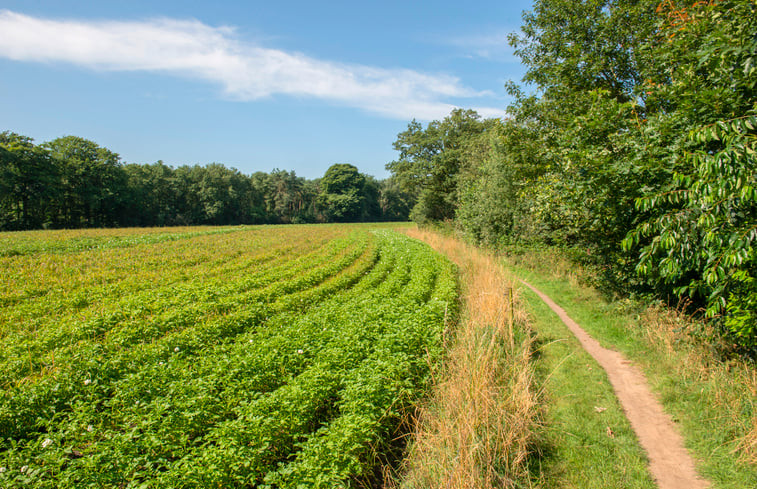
<box><xmin>20</xmin><ymin>466</ymin><xmax>28</xmax><ymax>473</ymax></box>
<box><xmin>0</xmin><ymin>467</ymin><xmax>6</xmax><ymax>473</ymax></box>
<box><xmin>41</xmin><ymin>438</ymin><xmax>53</xmax><ymax>448</ymax></box>
<box><xmin>158</xmin><ymin>361</ymin><xmax>164</xmax><ymax>366</ymax></box>
<box><xmin>86</xmin><ymin>425</ymin><xmax>93</xmax><ymax>432</ymax></box>
<box><xmin>174</xmin><ymin>347</ymin><xmax>180</xmax><ymax>352</ymax></box>
<box><xmin>296</xmin><ymin>349</ymin><xmax>304</xmax><ymax>354</ymax></box>
<box><xmin>84</xmin><ymin>378</ymin><xmax>91</xmax><ymax>385</ymax></box>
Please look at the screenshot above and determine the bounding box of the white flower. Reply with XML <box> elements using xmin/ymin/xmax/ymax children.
<box><xmin>41</xmin><ymin>438</ymin><xmax>53</xmax><ymax>448</ymax></box>
<box><xmin>20</xmin><ymin>466</ymin><xmax>28</xmax><ymax>473</ymax></box>
<box><xmin>86</xmin><ymin>425</ymin><xmax>93</xmax><ymax>432</ymax></box>
<box><xmin>0</xmin><ymin>467</ymin><xmax>6</xmax><ymax>473</ymax></box>
<box><xmin>174</xmin><ymin>347</ymin><xmax>180</xmax><ymax>352</ymax></box>
<box><xmin>296</xmin><ymin>349</ymin><xmax>304</xmax><ymax>354</ymax></box>
<box><xmin>84</xmin><ymin>378</ymin><xmax>91</xmax><ymax>385</ymax></box>
<box><xmin>158</xmin><ymin>361</ymin><xmax>164</xmax><ymax>366</ymax></box>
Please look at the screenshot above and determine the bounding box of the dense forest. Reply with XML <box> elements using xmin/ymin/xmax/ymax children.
<box><xmin>387</xmin><ymin>0</ymin><xmax>756</xmax><ymax>352</ymax></box>
<box><xmin>0</xmin><ymin>133</ymin><xmax>414</xmax><ymax>228</ymax></box>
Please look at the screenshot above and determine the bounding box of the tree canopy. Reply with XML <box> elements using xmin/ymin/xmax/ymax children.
<box><xmin>386</xmin><ymin>0</ymin><xmax>757</xmax><ymax>353</ymax></box>
<box><xmin>0</xmin><ymin>133</ymin><xmax>409</xmax><ymax>230</ymax></box>
<box><xmin>317</xmin><ymin>163</ymin><xmax>366</xmax><ymax>222</ymax></box>
<box><xmin>387</xmin><ymin>109</ymin><xmax>496</xmax><ymax>223</ymax></box>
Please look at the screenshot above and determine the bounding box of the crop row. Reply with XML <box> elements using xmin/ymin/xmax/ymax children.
<box><xmin>0</xmin><ymin>227</ymin><xmax>373</xmax><ymax>434</ymax></box>
<box><xmin>0</xmin><ymin>225</ymin><xmax>348</xmax><ymax>368</ymax></box>
<box><xmin>0</xmin><ymin>225</ymin><xmax>457</xmax><ymax>488</ymax></box>
<box><xmin>0</xmin><ymin>226</ymin><xmax>250</xmax><ymax>257</ymax></box>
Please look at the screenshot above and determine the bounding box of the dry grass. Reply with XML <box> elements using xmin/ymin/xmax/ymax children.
<box><xmin>391</xmin><ymin>228</ymin><xmax>539</xmax><ymax>489</ymax></box>
<box><xmin>640</xmin><ymin>304</ymin><xmax>757</xmax><ymax>465</ymax></box>
<box><xmin>738</xmin><ymin>415</ymin><xmax>757</xmax><ymax>465</ymax></box>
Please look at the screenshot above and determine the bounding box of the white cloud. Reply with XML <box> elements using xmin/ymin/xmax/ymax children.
<box><xmin>0</xmin><ymin>10</ymin><xmax>505</xmax><ymax>120</ymax></box>
<box><xmin>439</xmin><ymin>30</ymin><xmax>520</xmax><ymax>62</ymax></box>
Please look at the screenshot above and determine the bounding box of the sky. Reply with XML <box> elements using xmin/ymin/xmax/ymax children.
<box><xmin>0</xmin><ymin>0</ymin><xmax>534</xmax><ymax>179</ymax></box>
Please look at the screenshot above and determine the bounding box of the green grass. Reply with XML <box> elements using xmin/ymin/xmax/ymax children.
<box><xmin>505</xmin><ymin>248</ymin><xmax>757</xmax><ymax>489</ymax></box>
<box><xmin>518</xmin><ymin>283</ymin><xmax>656</xmax><ymax>488</ymax></box>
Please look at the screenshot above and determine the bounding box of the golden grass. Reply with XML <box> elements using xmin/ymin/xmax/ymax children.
<box><xmin>392</xmin><ymin>228</ymin><xmax>538</xmax><ymax>488</ymax></box>
<box><xmin>640</xmin><ymin>304</ymin><xmax>757</xmax><ymax>465</ymax></box>
<box><xmin>738</xmin><ymin>416</ymin><xmax>757</xmax><ymax>465</ymax></box>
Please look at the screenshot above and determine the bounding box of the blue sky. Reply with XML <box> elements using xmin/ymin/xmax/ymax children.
<box><xmin>0</xmin><ymin>1</ymin><xmax>533</xmax><ymax>179</ymax></box>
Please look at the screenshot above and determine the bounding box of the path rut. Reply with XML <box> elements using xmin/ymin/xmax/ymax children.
<box><xmin>520</xmin><ymin>279</ymin><xmax>709</xmax><ymax>489</ymax></box>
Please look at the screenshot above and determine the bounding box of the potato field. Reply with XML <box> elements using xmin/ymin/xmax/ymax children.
<box><xmin>0</xmin><ymin>224</ymin><xmax>458</xmax><ymax>487</ymax></box>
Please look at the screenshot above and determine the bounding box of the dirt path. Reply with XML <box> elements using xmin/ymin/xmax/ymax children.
<box><xmin>520</xmin><ymin>279</ymin><xmax>710</xmax><ymax>489</ymax></box>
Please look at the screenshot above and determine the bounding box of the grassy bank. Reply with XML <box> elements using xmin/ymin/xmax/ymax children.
<box><xmin>394</xmin><ymin>229</ymin><xmax>539</xmax><ymax>488</ymax></box>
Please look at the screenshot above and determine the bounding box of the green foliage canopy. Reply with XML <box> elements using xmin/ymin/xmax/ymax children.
<box><xmin>0</xmin><ymin>134</ymin><xmax>409</xmax><ymax>229</ymax></box>
<box><xmin>387</xmin><ymin>108</ymin><xmax>494</xmax><ymax>223</ymax></box>
<box><xmin>623</xmin><ymin>0</ymin><xmax>757</xmax><ymax>346</ymax></box>
<box><xmin>386</xmin><ymin>0</ymin><xmax>757</xmax><ymax>350</ymax></box>
<box><xmin>317</xmin><ymin>163</ymin><xmax>366</xmax><ymax>222</ymax></box>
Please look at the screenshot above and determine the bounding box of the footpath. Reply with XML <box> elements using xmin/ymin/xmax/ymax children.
<box><xmin>521</xmin><ymin>279</ymin><xmax>710</xmax><ymax>489</ymax></box>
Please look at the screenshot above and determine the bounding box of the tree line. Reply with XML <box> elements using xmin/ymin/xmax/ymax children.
<box><xmin>387</xmin><ymin>0</ymin><xmax>756</xmax><ymax>352</ymax></box>
<box><xmin>0</xmin><ymin>133</ymin><xmax>413</xmax><ymax>230</ymax></box>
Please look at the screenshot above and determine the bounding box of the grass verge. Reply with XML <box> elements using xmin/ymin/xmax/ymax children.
<box><xmin>505</xmin><ymin>247</ymin><xmax>757</xmax><ymax>488</ymax></box>
<box><xmin>393</xmin><ymin>228</ymin><xmax>539</xmax><ymax>488</ymax></box>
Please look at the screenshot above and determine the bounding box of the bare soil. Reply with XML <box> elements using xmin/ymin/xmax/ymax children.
<box><xmin>520</xmin><ymin>279</ymin><xmax>710</xmax><ymax>489</ymax></box>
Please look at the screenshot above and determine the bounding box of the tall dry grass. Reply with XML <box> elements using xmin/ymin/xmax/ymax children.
<box><xmin>391</xmin><ymin>228</ymin><xmax>539</xmax><ymax>488</ymax></box>
<box><xmin>640</xmin><ymin>304</ymin><xmax>757</xmax><ymax>465</ymax></box>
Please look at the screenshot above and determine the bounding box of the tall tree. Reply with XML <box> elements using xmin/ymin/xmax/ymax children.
<box><xmin>267</xmin><ymin>169</ymin><xmax>311</xmax><ymax>223</ymax></box>
<box><xmin>317</xmin><ymin>163</ymin><xmax>366</xmax><ymax>222</ymax></box>
<box><xmin>360</xmin><ymin>175</ymin><xmax>382</xmax><ymax>221</ymax></box>
<box><xmin>623</xmin><ymin>0</ymin><xmax>757</xmax><ymax>347</ymax></box>
<box><xmin>387</xmin><ymin>109</ymin><xmax>494</xmax><ymax>223</ymax></box>
<box><xmin>44</xmin><ymin>136</ymin><xmax>124</xmax><ymax>228</ymax></box>
<box><xmin>121</xmin><ymin>161</ymin><xmax>179</xmax><ymax>226</ymax></box>
<box><xmin>0</xmin><ymin>132</ymin><xmax>58</xmax><ymax>230</ymax></box>
<box><xmin>511</xmin><ymin>0</ymin><xmax>657</xmax><ymax>101</ymax></box>
<box><xmin>455</xmin><ymin>117</ymin><xmax>551</xmax><ymax>246</ymax></box>
<box><xmin>499</xmin><ymin>0</ymin><xmax>661</xmax><ymax>280</ymax></box>
<box><xmin>378</xmin><ymin>176</ymin><xmax>414</xmax><ymax>222</ymax></box>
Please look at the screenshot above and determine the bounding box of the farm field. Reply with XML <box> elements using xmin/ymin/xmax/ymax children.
<box><xmin>0</xmin><ymin>224</ymin><xmax>458</xmax><ymax>488</ymax></box>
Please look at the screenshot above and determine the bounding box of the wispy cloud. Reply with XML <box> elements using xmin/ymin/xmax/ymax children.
<box><xmin>438</xmin><ymin>30</ymin><xmax>519</xmax><ymax>62</ymax></box>
<box><xmin>0</xmin><ymin>10</ymin><xmax>504</xmax><ymax>120</ymax></box>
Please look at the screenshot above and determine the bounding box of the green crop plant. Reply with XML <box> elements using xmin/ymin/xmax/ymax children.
<box><xmin>0</xmin><ymin>224</ymin><xmax>456</xmax><ymax>488</ymax></box>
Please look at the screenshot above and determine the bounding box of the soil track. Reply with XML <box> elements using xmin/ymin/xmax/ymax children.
<box><xmin>520</xmin><ymin>279</ymin><xmax>710</xmax><ymax>489</ymax></box>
